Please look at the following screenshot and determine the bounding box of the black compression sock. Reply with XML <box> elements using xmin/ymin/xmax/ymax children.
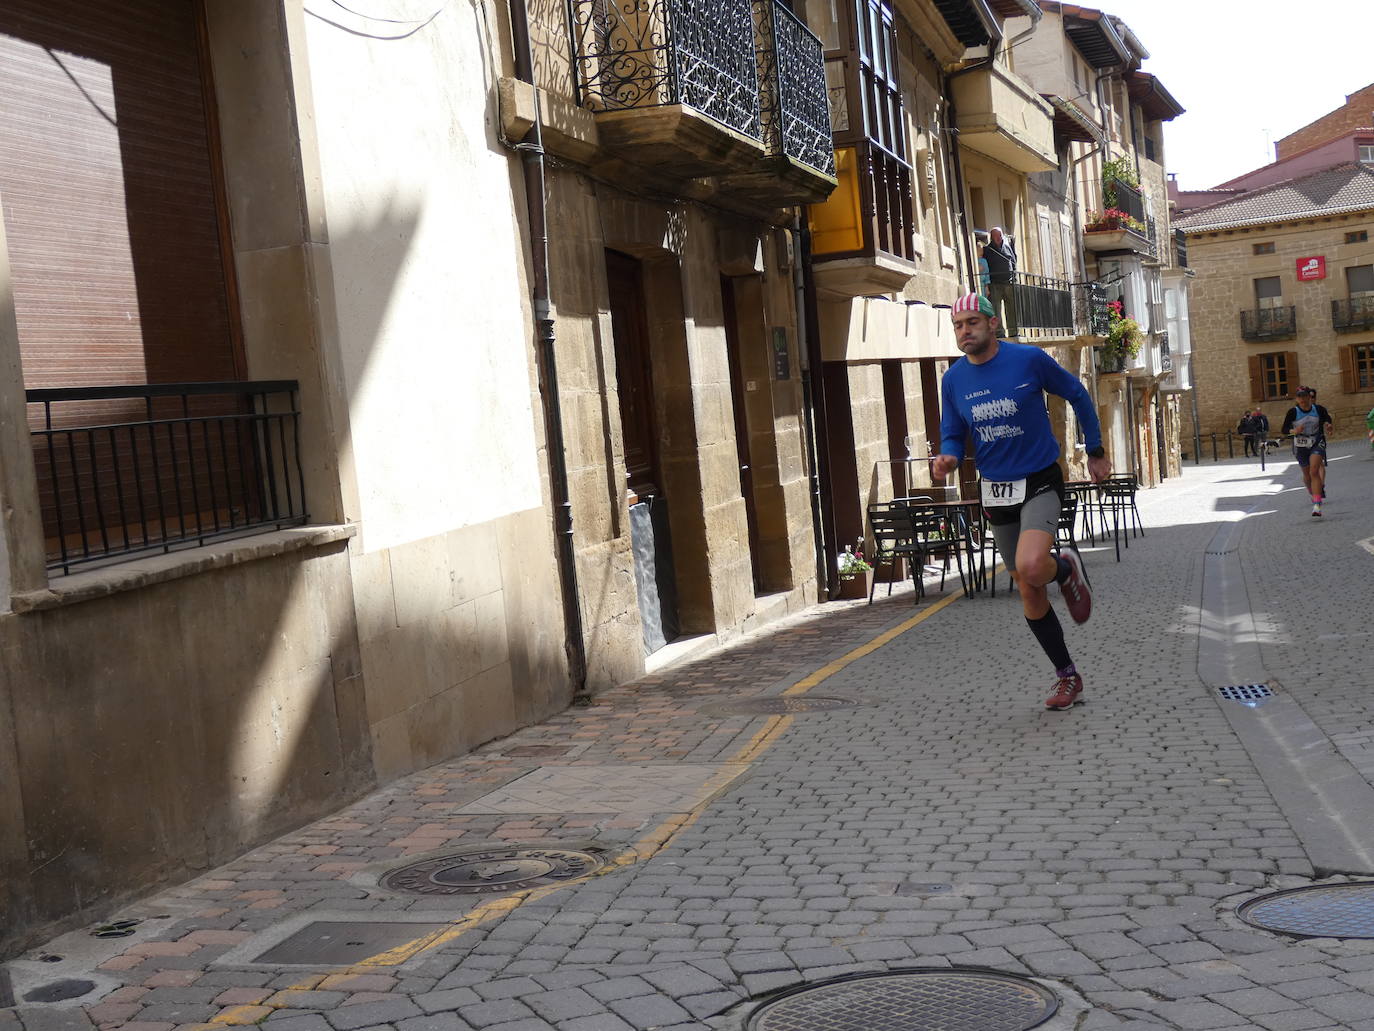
<box><xmin>1027</xmin><ymin>609</ymin><xmax>1072</xmax><ymax>670</ymax></box>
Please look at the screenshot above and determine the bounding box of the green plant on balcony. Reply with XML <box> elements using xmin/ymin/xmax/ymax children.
<box><xmin>1084</xmin><ymin>208</ymin><xmax>1146</xmax><ymax>234</ymax></box>
<box><xmin>1098</xmin><ymin>299</ymin><xmax>1142</xmax><ymax>368</ymax></box>
<box><xmin>1101</xmin><ymin>156</ymin><xmax>1139</xmax><ymax>208</ymax></box>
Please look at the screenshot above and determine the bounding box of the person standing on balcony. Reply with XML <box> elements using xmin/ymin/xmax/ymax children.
<box><xmin>983</xmin><ymin>227</ymin><xmax>1019</xmax><ymax>337</ymax></box>
<box><xmin>1280</xmin><ymin>386</ymin><xmax>1333</xmax><ymax>516</ymax></box>
<box><xmin>933</xmin><ymin>293</ymin><xmax>1110</xmax><ymax>711</ymax></box>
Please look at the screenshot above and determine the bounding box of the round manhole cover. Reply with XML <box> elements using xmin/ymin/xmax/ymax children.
<box><xmin>700</xmin><ymin>696</ymin><xmax>857</xmax><ymax>716</ymax></box>
<box><xmin>1238</xmin><ymin>882</ymin><xmax>1374</xmax><ymax>938</ymax></box>
<box><xmin>382</xmin><ymin>848</ymin><xmax>603</xmax><ymax>896</ymax></box>
<box><xmin>749</xmin><ymin>969</ymin><xmax>1058</xmax><ymax>1031</ymax></box>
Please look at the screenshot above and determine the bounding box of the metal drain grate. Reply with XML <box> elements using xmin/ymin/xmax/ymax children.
<box><xmin>253</xmin><ymin>921</ymin><xmax>447</xmax><ymax>965</ymax></box>
<box><xmin>1239</xmin><ymin>882</ymin><xmax>1374</xmax><ymax>939</ymax></box>
<box><xmin>749</xmin><ymin>969</ymin><xmax>1057</xmax><ymax>1031</ymax></box>
<box><xmin>1219</xmin><ymin>683</ymin><xmax>1274</xmax><ymax>704</ymax></box>
<box><xmin>700</xmin><ymin>696</ymin><xmax>857</xmax><ymax>716</ymax></box>
<box><xmin>382</xmin><ymin>848</ymin><xmax>603</xmax><ymax>896</ymax></box>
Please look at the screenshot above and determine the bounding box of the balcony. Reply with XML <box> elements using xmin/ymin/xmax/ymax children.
<box><xmin>570</xmin><ymin>0</ymin><xmax>766</xmax><ymax>176</ymax></box>
<box><xmin>950</xmin><ymin>62</ymin><xmax>1057</xmax><ymax>174</ymax></box>
<box><xmin>26</xmin><ymin>381</ymin><xmax>308</xmax><ymax>575</ymax></box>
<box><xmin>1008</xmin><ymin>274</ymin><xmax>1075</xmax><ymax>340</ymax></box>
<box><xmin>1333</xmin><ymin>296</ymin><xmax>1374</xmax><ymax>333</ymax></box>
<box><xmin>719</xmin><ymin>0</ymin><xmax>837</xmax><ymax>205</ymax></box>
<box><xmin>807</xmin><ymin>139</ymin><xmax>917</xmax><ymax>297</ymax></box>
<box><xmin>1084</xmin><ymin>179</ymin><xmax>1155</xmax><ymax>255</ymax></box>
<box><xmin>1241</xmin><ymin>306</ymin><xmax>1297</xmax><ymax>341</ymax></box>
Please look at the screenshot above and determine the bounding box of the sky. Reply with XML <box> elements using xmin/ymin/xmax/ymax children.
<box><xmin>1097</xmin><ymin>0</ymin><xmax>1373</xmax><ymax>190</ymax></box>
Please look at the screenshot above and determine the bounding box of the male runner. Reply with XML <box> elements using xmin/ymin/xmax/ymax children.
<box><xmin>1280</xmin><ymin>386</ymin><xmax>1333</xmax><ymax>516</ymax></box>
<box><xmin>932</xmin><ymin>293</ymin><xmax>1110</xmax><ymax>710</ymax></box>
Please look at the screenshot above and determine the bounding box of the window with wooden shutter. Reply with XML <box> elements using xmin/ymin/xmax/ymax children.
<box><xmin>1</xmin><ymin>1</ymin><xmax>244</xmax><ymax>559</ymax></box>
<box><xmin>1346</xmin><ymin>343</ymin><xmax>1374</xmax><ymax>392</ymax></box>
<box><xmin>1254</xmin><ymin>351</ymin><xmax>1296</xmax><ymax>401</ymax></box>
<box><xmin>1284</xmin><ymin>352</ymin><xmax>1300</xmax><ymax>397</ymax></box>
<box><xmin>1248</xmin><ymin>355</ymin><xmax>1263</xmax><ymax>403</ymax></box>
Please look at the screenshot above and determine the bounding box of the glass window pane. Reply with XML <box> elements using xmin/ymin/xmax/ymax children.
<box><xmin>1348</xmin><ymin>264</ymin><xmax>1374</xmax><ymax>296</ymax></box>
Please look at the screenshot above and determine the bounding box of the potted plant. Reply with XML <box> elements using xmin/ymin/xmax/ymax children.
<box><xmin>836</xmin><ymin>539</ymin><xmax>874</xmax><ymax>599</ymax></box>
<box><xmin>1101</xmin><ymin>156</ymin><xmax>1140</xmax><ymax>209</ymax></box>
<box><xmin>1084</xmin><ymin>208</ymin><xmax>1147</xmax><ymax>234</ymax></box>
<box><xmin>1097</xmin><ymin>299</ymin><xmax>1142</xmax><ymax>371</ymax></box>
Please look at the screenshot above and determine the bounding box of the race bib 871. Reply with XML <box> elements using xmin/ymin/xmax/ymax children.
<box><xmin>981</xmin><ymin>478</ymin><xmax>1027</xmax><ymax>507</ymax></box>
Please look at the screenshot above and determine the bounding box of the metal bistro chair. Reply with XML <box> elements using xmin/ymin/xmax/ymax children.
<box><xmin>866</xmin><ymin>502</ymin><xmax>926</xmax><ymax>603</ymax></box>
<box><xmin>1053</xmin><ymin>493</ymin><xmax>1083</xmax><ymax>562</ymax></box>
<box><xmin>1063</xmin><ymin>481</ymin><xmax>1097</xmax><ymax>547</ymax></box>
<box><xmin>1097</xmin><ymin>474</ymin><xmax>1144</xmax><ymax>561</ymax></box>
<box><xmin>908</xmin><ymin>506</ymin><xmax>969</xmax><ymax>597</ymax></box>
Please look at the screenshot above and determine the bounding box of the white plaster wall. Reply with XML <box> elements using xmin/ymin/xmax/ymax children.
<box><xmin>302</xmin><ymin>1</ymin><xmax>540</xmax><ymax>551</ymax></box>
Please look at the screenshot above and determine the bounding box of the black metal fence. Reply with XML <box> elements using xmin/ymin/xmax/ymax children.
<box><xmin>1333</xmin><ymin>297</ymin><xmax>1374</xmax><ymax>333</ymax></box>
<box><xmin>26</xmin><ymin>381</ymin><xmax>308</xmax><ymax>575</ymax></box>
<box><xmin>1008</xmin><ymin>274</ymin><xmax>1075</xmax><ymax>338</ymax></box>
<box><xmin>570</xmin><ymin>0</ymin><xmax>762</xmax><ymax>141</ymax></box>
<box><xmin>756</xmin><ymin>0</ymin><xmax>834</xmax><ymax>176</ymax></box>
<box><xmin>1240</xmin><ymin>306</ymin><xmax>1297</xmax><ymax>340</ymax></box>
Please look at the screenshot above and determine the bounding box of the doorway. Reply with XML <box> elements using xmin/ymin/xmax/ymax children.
<box><xmin>720</xmin><ymin>276</ymin><xmax>763</xmax><ymax>593</ymax></box>
<box><xmin>606</xmin><ymin>249</ymin><xmax>680</xmax><ymax>653</ymax></box>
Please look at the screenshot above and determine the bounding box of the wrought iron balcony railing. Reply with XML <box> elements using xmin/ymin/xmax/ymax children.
<box><xmin>1007</xmin><ymin>274</ymin><xmax>1075</xmax><ymax>339</ymax></box>
<box><xmin>1159</xmin><ymin>331</ymin><xmax>1173</xmax><ymax>374</ymax></box>
<box><xmin>1082</xmin><ymin>280</ymin><xmax>1112</xmax><ymax>336</ymax></box>
<box><xmin>27</xmin><ymin>381</ymin><xmax>308</xmax><ymax>575</ymax></box>
<box><xmin>1105</xmin><ymin>176</ymin><xmax>1146</xmax><ymax>224</ymax></box>
<box><xmin>1145</xmin><ymin>215</ymin><xmax>1159</xmax><ymax>260</ymax></box>
<box><xmin>1240</xmin><ymin>306</ymin><xmax>1297</xmax><ymax>341</ymax></box>
<box><xmin>1333</xmin><ymin>296</ymin><xmax>1374</xmax><ymax>333</ymax></box>
<box><xmin>754</xmin><ymin>0</ymin><xmax>834</xmax><ymax>176</ymax></box>
<box><xmin>571</xmin><ymin>0</ymin><xmax>761</xmax><ymax>141</ymax></box>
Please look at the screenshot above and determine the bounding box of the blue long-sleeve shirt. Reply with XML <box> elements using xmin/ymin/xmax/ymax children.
<box><xmin>939</xmin><ymin>341</ymin><xmax>1102</xmax><ymax>482</ymax></box>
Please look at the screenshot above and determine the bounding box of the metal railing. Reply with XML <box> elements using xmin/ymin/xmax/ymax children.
<box><xmin>1105</xmin><ymin>176</ymin><xmax>1145</xmax><ymax>223</ymax></box>
<box><xmin>570</xmin><ymin>0</ymin><xmax>761</xmax><ymax>141</ymax></box>
<box><xmin>26</xmin><ymin>381</ymin><xmax>308</xmax><ymax>575</ymax></box>
<box><xmin>1333</xmin><ymin>296</ymin><xmax>1374</xmax><ymax>333</ymax></box>
<box><xmin>1159</xmin><ymin>331</ymin><xmax>1172</xmax><ymax>374</ymax></box>
<box><xmin>1008</xmin><ymin>274</ymin><xmax>1075</xmax><ymax>339</ymax></box>
<box><xmin>1145</xmin><ymin>215</ymin><xmax>1159</xmax><ymax>260</ymax></box>
<box><xmin>1079</xmin><ymin>279</ymin><xmax>1112</xmax><ymax>337</ymax></box>
<box><xmin>1240</xmin><ymin>306</ymin><xmax>1297</xmax><ymax>340</ymax></box>
<box><xmin>754</xmin><ymin>0</ymin><xmax>834</xmax><ymax>176</ymax></box>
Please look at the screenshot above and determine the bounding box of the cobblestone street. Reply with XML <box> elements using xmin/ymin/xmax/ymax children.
<box><xmin>7</xmin><ymin>443</ymin><xmax>1374</xmax><ymax>1030</ymax></box>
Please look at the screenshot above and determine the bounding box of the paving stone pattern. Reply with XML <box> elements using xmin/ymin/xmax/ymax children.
<box><xmin>8</xmin><ymin>448</ymin><xmax>1374</xmax><ymax>1030</ymax></box>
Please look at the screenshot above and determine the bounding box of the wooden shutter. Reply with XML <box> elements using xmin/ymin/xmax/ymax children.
<box><xmin>1285</xmin><ymin>352</ymin><xmax>1300</xmax><ymax>397</ymax></box>
<box><xmin>1339</xmin><ymin>345</ymin><xmax>1357</xmax><ymax>393</ymax></box>
<box><xmin>1248</xmin><ymin>355</ymin><xmax>1263</xmax><ymax>402</ymax></box>
<box><xmin>0</xmin><ymin>0</ymin><xmax>240</xmax><ymax>390</ymax></box>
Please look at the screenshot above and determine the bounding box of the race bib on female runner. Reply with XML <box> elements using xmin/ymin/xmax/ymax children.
<box><xmin>1293</xmin><ymin>435</ymin><xmax>1314</xmax><ymax>448</ymax></box>
<box><xmin>981</xmin><ymin>478</ymin><xmax>1027</xmax><ymax>507</ymax></box>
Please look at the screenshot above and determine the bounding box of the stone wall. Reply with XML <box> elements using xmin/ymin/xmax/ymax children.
<box><xmin>1185</xmin><ymin>214</ymin><xmax>1374</xmax><ymax>439</ymax></box>
<box><xmin>0</xmin><ymin>538</ymin><xmax>373</xmax><ymax>959</ymax></box>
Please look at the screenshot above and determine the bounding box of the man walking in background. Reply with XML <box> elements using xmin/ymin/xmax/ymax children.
<box><xmin>982</xmin><ymin>226</ymin><xmax>1018</xmax><ymax>337</ymax></box>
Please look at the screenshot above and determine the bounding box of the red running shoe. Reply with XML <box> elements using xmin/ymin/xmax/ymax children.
<box><xmin>1057</xmin><ymin>548</ymin><xmax>1092</xmax><ymax>624</ymax></box>
<box><xmin>1045</xmin><ymin>674</ymin><xmax>1084</xmax><ymax>710</ymax></box>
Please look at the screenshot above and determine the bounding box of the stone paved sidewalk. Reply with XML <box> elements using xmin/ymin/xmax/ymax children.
<box><xmin>7</xmin><ymin>443</ymin><xmax>1374</xmax><ymax>1030</ymax></box>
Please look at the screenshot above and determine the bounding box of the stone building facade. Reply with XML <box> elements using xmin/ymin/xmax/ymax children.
<box><xmin>1176</xmin><ymin>165</ymin><xmax>1374</xmax><ymax>442</ymax></box>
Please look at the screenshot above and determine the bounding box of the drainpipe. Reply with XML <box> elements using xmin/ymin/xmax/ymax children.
<box><xmin>942</xmin><ymin>56</ymin><xmax>996</xmax><ymax>290</ymax></box>
<box><xmin>796</xmin><ymin>222</ymin><xmax>824</xmax><ymax>602</ymax></box>
<box><xmin>508</xmin><ymin>0</ymin><xmax>588</xmax><ymax>701</ymax></box>
<box><xmin>797</xmin><ymin>219</ymin><xmax>838</xmax><ymax>597</ymax></box>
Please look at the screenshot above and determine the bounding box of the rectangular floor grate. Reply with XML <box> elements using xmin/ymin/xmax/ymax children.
<box><xmin>1219</xmin><ymin>683</ymin><xmax>1274</xmax><ymax>702</ymax></box>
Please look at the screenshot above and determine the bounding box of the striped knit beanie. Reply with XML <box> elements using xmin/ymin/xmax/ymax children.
<box><xmin>952</xmin><ymin>292</ymin><xmax>996</xmax><ymax>317</ymax></box>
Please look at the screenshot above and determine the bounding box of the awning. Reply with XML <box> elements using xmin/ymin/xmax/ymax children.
<box><xmin>1043</xmin><ymin>94</ymin><xmax>1105</xmax><ymax>145</ymax></box>
<box><xmin>1128</xmin><ymin>71</ymin><xmax>1185</xmax><ymax>122</ymax></box>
